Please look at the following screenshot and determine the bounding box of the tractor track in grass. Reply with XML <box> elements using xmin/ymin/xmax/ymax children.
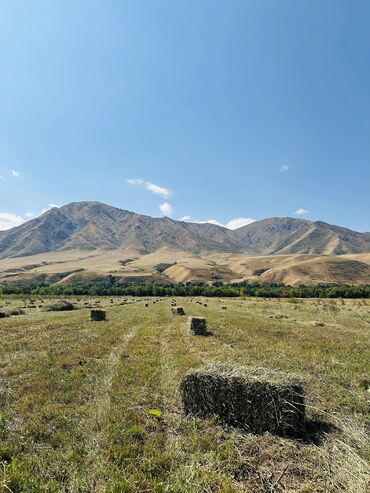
<box><xmin>81</xmin><ymin>322</ymin><xmax>140</xmax><ymax>492</ymax></box>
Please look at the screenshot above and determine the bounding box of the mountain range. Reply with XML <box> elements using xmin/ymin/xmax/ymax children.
<box><xmin>0</xmin><ymin>201</ymin><xmax>369</xmax><ymax>285</ymax></box>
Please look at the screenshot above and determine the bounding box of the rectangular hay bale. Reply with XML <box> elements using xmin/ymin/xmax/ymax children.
<box><xmin>188</xmin><ymin>317</ymin><xmax>207</xmax><ymax>335</ymax></box>
<box><xmin>90</xmin><ymin>309</ymin><xmax>106</xmax><ymax>321</ymax></box>
<box><xmin>171</xmin><ymin>306</ymin><xmax>185</xmax><ymax>315</ymax></box>
<box><xmin>180</xmin><ymin>364</ymin><xmax>305</xmax><ymax>436</ymax></box>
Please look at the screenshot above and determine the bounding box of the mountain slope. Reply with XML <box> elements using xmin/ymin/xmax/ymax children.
<box><xmin>230</xmin><ymin>217</ymin><xmax>312</xmax><ymax>254</ymax></box>
<box><xmin>231</xmin><ymin>217</ymin><xmax>370</xmax><ymax>256</ymax></box>
<box><xmin>0</xmin><ymin>201</ymin><xmax>369</xmax><ymax>261</ymax></box>
<box><xmin>268</xmin><ymin>221</ymin><xmax>370</xmax><ymax>255</ymax></box>
<box><xmin>0</xmin><ymin>202</ymin><xmax>240</xmax><ymax>259</ymax></box>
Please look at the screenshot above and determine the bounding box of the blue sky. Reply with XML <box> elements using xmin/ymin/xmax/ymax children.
<box><xmin>1</xmin><ymin>0</ymin><xmax>369</xmax><ymax>232</ymax></box>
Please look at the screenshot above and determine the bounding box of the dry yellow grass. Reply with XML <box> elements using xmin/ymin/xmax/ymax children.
<box><xmin>1</xmin><ymin>248</ymin><xmax>370</xmax><ymax>286</ymax></box>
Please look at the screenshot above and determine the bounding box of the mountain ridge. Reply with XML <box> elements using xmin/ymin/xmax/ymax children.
<box><xmin>0</xmin><ymin>201</ymin><xmax>370</xmax><ymax>259</ymax></box>
<box><xmin>0</xmin><ymin>201</ymin><xmax>370</xmax><ymax>286</ymax></box>
<box><xmin>0</xmin><ymin>201</ymin><xmax>369</xmax><ymax>260</ymax></box>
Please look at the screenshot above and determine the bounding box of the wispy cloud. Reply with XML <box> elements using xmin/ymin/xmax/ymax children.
<box><xmin>159</xmin><ymin>202</ymin><xmax>174</xmax><ymax>217</ymax></box>
<box><xmin>0</xmin><ymin>176</ymin><xmax>4</xmax><ymax>181</ymax></box>
<box><xmin>0</xmin><ymin>212</ymin><xmax>25</xmax><ymax>230</ymax></box>
<box><xmin>184</xmin><ymin>216</ymin><xmax>256</xmax><ymax>230</ymax></box>
<box><xmin>280</xmin><ymin>164</ymin><xmax>289</xmax><ymax>173</ymax></box>
<box><xmin>294</xmin><ymin>208</ymin><xmax>309</xmax><ymax>215</ymax></box>
<box><xmin>127</xmin><ymin>178</ymin><xmax>172</xmax><ymax>199</ymax></box>
<box><xmin>11</xmin><ymin>169</ymin><xmax>21</xmax><ymax>177</ymax></box>
<box><xmin>25</xmin><ymin>212</ymin><xmax>35</xmax><ymax>218</ymax></box>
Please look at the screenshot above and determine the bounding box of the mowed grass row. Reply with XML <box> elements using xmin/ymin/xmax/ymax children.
<box><xmin>0</xmin><ymin>302</ymin><xmax>141</xmax><ymax>492</ymax></box>
<box><xmin>0</xmin><ymin>297</ymin><xmax>369</xmax><ymax>492</ymax></box>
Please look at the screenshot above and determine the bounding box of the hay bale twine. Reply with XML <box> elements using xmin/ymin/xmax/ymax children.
<box><xmin>90</xmin><ymin>309</ymin><xmax>106</xmax><ymax>321</ymax></box>
<box><xmin>171</xmin><ymin>306</ymin><xmax>185</xmax><ymax>316</ymax></box>
<box><xmin>180</xmin><ymin>364</ymin><xmax>305</xmax><ymax>436</ymax></box>
<box><xmin>188</xmin><ymin>317</ymin><xmax>207</xmax><ymax>335</ymax></box>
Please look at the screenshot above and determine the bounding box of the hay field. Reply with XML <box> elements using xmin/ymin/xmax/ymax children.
<box><xmin>0</xmin><ymin>296</ymin><xmax>369</xmax><ymax>492</ymax></box>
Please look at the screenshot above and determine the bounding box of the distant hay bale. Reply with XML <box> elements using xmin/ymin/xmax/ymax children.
<box><xmin>171</xmin><ymin>306</ymin><xmax>185</xmax><ymax>316</ymax></box>
<box><xmin>90</xmin><ymin>309</ymin><xmax>106</xmax><ymax>321</ymax></box>
<box><xmin>180</xmin><ymin>363</ymin><xmax>305</xmax><ymax>436</ymax></box>
<box><xmin>0</xmin><ymin>311</ymin><xmax>10</xmax><ymax>319</ymax></box>
<box><xmin>203</xmin><ymin>303</ymin><xmax>208</xmax><ymax>307</ymax></box>
<box><xmin>188</xmin><ymin>317</ymin><xmax>207</xmax><ymax>335</ymax></box>
<box><xmin>44</xmin><ymin>301</ymin><xmax>75</xmax><ymax>312</ymax></box>
<box><xmin>221</xmin><ymin>306</ymin><xmax>227</xmax><ymax>310</ymax></box>
<box><xmin>8</xmin><ymin>308</ymin><xmax>25</xmax><ymax>316</ymax></box>
<box><xmin>145</xmin><ymin>303</ymin><xmax>149</xmax><ymax>307</ymax></box>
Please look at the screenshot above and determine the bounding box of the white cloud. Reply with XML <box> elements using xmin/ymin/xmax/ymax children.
<box><xmin>0</xmin><ymin>175</ymin><xmax>4</xmax><ymax>180</ymax></box>
<box><xmin>294</xmin><ymin>208</ymin><xmax>309</xmax><ymax>215</ymax></box>
<box><xmin>159</xmin><ymin>202</ymin><xmax>174</xmax><ymax>217</ymax></box>
<box><xmin>180</xmin><ymin>215</ymin><xmax>191</xmax><ymax>221</ymax></box>
<box><xmin>280</xmin><ymin>164</ymin><xmax>289</xmax><ymax>173</ymax></box>
<box><xmin>196</xmin><ymin>219</ymin><xmax>224</xmax><ymax>227</ymax></box>
<box><xmin>0</xmin><ymin>204</ymin><xmax>61</xmax><ymax>230</ymax></box>
<box><xmin>11</xmin><ymin>169</ymin><xmax>21</xmax><ymax>177</ymax></box>
<box><xmin>41</xmin><ymin>203</ymin><xmax>60</xmax><ymax>214</ymax></box>
<box><xmin>194</xmin><ymin>217</ymin><xmax>256</xmax><ymax>229</ymax></box>
<box><xmin>0</xmin><ymin>212</ymin><xmax>25</xmax><ymax>230</ymax></box>
<box><xmin>224</xmin><ymin>217</ymin><xmax>256</xmax><ymax>229</ymax></box>
<box><xmin>127</xmin><ymin>178</ymin><xmax>172</xmax><ymax>198</ymax></box>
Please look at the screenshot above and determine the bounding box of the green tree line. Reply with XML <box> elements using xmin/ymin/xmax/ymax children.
<box><xmin>0</xmin><ymin>278</ymin><xmax>369</xmax><ymax>298</ymax></box>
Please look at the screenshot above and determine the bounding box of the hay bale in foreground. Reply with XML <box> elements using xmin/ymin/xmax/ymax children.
<box><xmin>188</xmin><ymin>317</ymin><xmax>207</xmax><ymax>335</ymax></box>
<box><xmin>180</xmin><ymin>364</ymin><xmax>305</xmax><ymax>436</ymax></box>
<box><xmin>44</xmin><ymin>301</ymin><xmax>75</xmax><ymax>312</ymax></box>
<box><xmin>171</xmin><ymin>306</ymin><xmax>185</xmax><ymax>315</ymax></box>
<box><xmin>90</xmin><ymin>309</ymin><xmax>106</xmax><ymax>321</ymax></box>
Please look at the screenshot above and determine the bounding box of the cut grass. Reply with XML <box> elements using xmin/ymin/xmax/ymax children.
<box><xmin>0</xmin><ymin>296</ymin><xmax>369</xmax><ymax>492</ymax></box>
